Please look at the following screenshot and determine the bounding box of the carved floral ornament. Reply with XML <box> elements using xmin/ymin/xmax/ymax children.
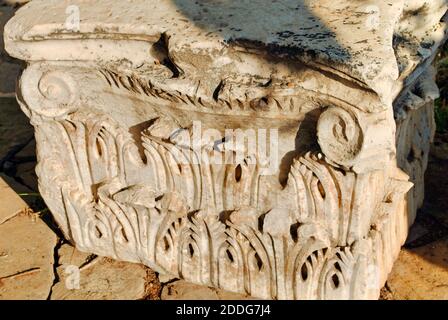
<box><xmin>15</xmin><ymin>61</ymin><xmax>412</xmax><ymax>299</ymax></box>
<box><xmin>5</xmin><ymin>0</ymin><xmax>447</xmax><ymax>300</ymax></box>
<box><xmin>20</xmin><ymin>62</ymin><xmax>394</xmax><ymax>175</ymax></box>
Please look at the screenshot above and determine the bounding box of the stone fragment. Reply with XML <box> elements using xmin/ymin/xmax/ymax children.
<box><xmin>56</xmin><ymin>243</ymin><xmax>93</xmax><ymax>268</ymax></box>
<box><xmin>0</xmin><ymin>214</ymin><xmax>57</xmax><ymax>300</ymax></box>
<box><xmin>158</xmin><ymin>273</ymin><xmax>178</xmax><ymax>284</ymax></box>
<box><xmin>50</xmin><ymin>245</ymin><xmax>160</xmax><ymax>300</ymax></box>
<box><xmin>3</xmin><ymin>0</ymin><xmax>447</xmax><ymax>300</ymax></box>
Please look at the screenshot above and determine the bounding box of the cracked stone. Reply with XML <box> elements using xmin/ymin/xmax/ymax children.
<box><xmin>50</xmin><ymin>245</ymin><xmax>161</xmax><ymax>300</ymax></box>
<box><xmin>0</xmin><ymin>214</ymin><xmax>57</xmax><ymax>300</ymax></box>
<box><xmin>161</xmin><ymin>280</ymin><xmax>254</xmax><ymax>300</ymax></box>
<box><xmin>158</xmin><ymin>273</ymin><xmax>178</xmax><ymax>284</ymax></box>
<box><xmin>1</xmin><ymin>0</ymin><xmax>448</xmax><ymax>301</ymax></box>
<box><xmin>56</xmin><ymin>244</ymin><xmax>94</xmax><ymax>269</ymax></box>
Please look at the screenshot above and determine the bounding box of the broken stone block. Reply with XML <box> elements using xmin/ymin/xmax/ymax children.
<box><xmin>0</xmin><ymin>214</ymin><xmax>57</xmax><ymax>300</ymax></box>
<box><xmin>4</xmin><ymin>0</ymin><xmax>447</xmax><ymax>300</ymax></box>
<box><xmin>50</xmin><ymin>244</ymin><xmax>160</xmax><ymax>300</ymax></box>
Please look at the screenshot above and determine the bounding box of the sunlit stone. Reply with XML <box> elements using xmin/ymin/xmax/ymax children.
<box><xmin>4</xmin><ymin>0</ymin><xmax>447</xmax><ymax>299</ymax></box>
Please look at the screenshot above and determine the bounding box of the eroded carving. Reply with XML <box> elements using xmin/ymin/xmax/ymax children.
<box><xmin>23</xmin><ymin>101</ymin><xmax>411</xmax><ymax>299</ymax></box>
<box><xmin>5</xmin><ymin>0</ymin><xmax>446</xmax><ymax>300</ymax></box>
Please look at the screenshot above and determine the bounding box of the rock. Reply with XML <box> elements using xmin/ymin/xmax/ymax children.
<box><xmin>0</xmin><ymin>214</ymin><xmax>57</xmax><ymax>300</ymax></box>
<box><xmin>50</xmin><ymin>245</ymin><xmax>161</xmax><ymax>300</ymax></box>
<box><xmin>379</xmin><ymin>286</ymin><xmax>394</xmax><ymax>300</ymax></box>
<box><xmin>386</xmin><ymin>238</ymin><xmax>448</xmax><ymax>300</ymax></box>
<box><xmin>144</xmin><ymin>268</ymin><xmax>162</xmax><ymax>300</ymax></box>
<box><xmin>158</xmin><ymin>273</ymin><xmax>178</xmax><ymax>284</ymax></box>
<box><xmin>56</xmin><ymin>243</ymin><xmax>93</xmax><ymax>268</ymax></box>
<box><xmin>4</xmin><ymin>0</ymin><xmax>447</xmax><ymax>300</ymax></box>
<box><xmin>161</xmin><ymin>280</ymin><xmax>254</xmax><ymax>300</ymax></box>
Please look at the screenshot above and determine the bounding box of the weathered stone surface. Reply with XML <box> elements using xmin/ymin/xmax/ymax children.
<box><xmin>50</xmin><ymin>244</ymin><xmax>160</xmax><ymax>300</ymax></box>
<box><xmin>3</xmin><ymin>0</ymin><xmax>447</xmax><ymax>300</ymax></box>
<box><xmin>4</xmin><ymin>0</ymin><xmax>447</xmax><ymax>106</ymax></box>
<box><xmin>0</xmin><ymin>214</ymin><xmax>57</xmax><ymax>300</ymax></box>
<box><xmin>55</xmin><ymin>243</ymin><xmax>94</xmax><ymax>271</ymax></box>
<box><xmin>381</xmin><ymin>145</ymin><xmax>448</xmax><ymax>301</ymax></box>
<box><xmin>162</xmin><ymin>280</ymin><xmax>254</xmax><ymax>300</ymax></box>
<box><xmin>395</xmin><ymin>70</ymin><xmax>438</xmax><ymax>224</ymax></box>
